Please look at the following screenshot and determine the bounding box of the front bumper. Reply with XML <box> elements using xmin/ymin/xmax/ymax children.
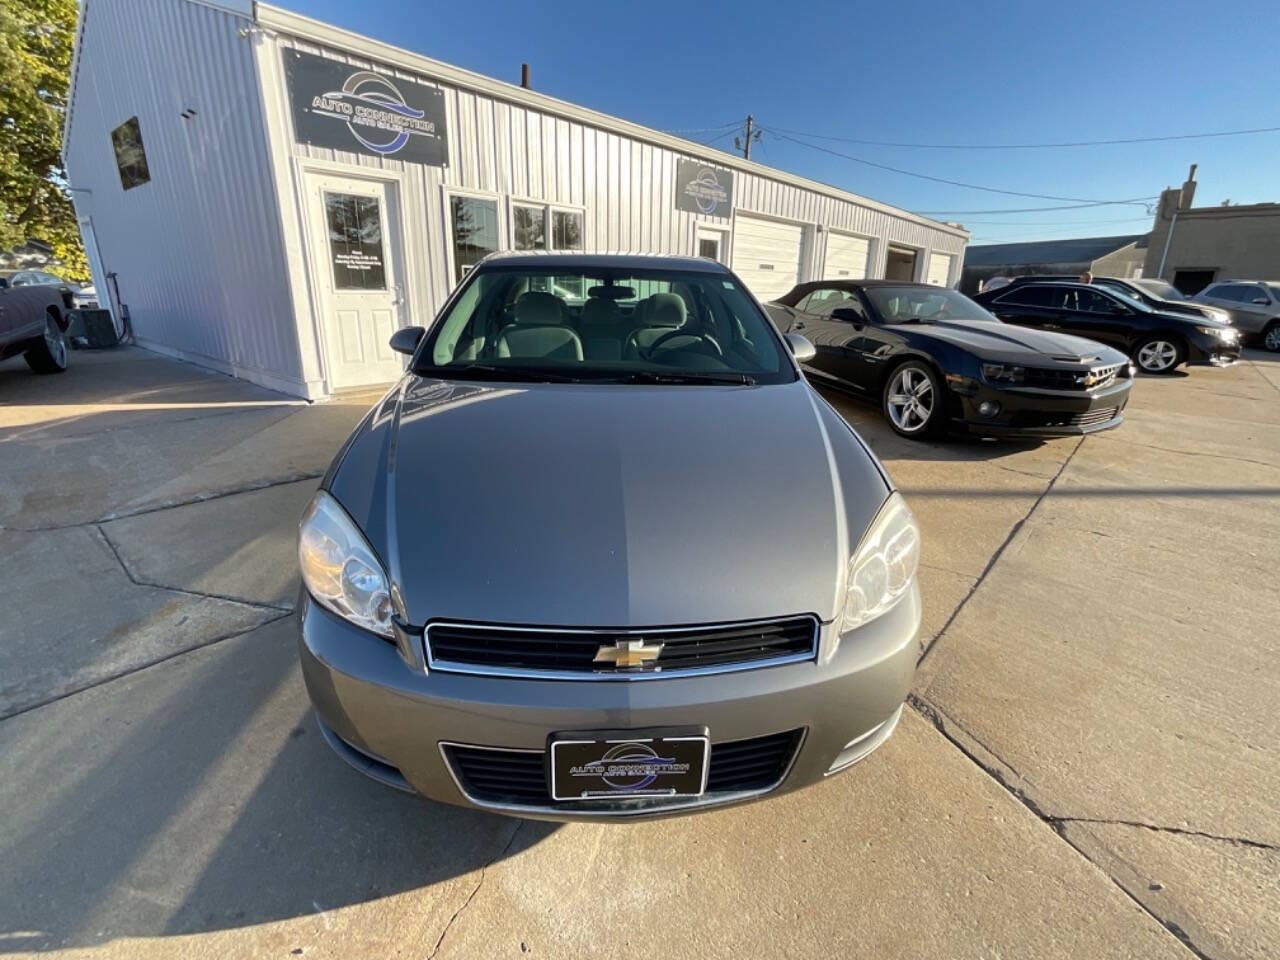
<box><xmin>1186</xmin><ymin>334</ymin><xmax>1241</xmax><ymax>367</ymax></box>
<box><xmin>949</xmin><ymin>377</ymin><xmax>1131</xmax><ymax>438</ymax></box>
<box><xmin>297</xmin><ymin>587</ymin><xmax>920</xmax><ymax>821</ymax></box>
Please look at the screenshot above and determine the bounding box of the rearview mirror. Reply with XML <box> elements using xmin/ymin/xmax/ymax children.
<box><xmin>831</xmin><ymin>307</ymin><xmax>864</xmax><ymax>326</ymax></box>
<box><xmin>784</xmin><ymin>332</ymin><xmax>816</xmax><ymax>362</ymax></box>
<box><xmin>389</xmin><ymin>325</ymin><xmax>425</xmax><ymax>356</ymax></box>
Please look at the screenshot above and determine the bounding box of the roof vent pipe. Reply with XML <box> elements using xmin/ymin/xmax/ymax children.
<box><xmin>520</xmin><ymin>63</ymin><xmax>530</xmax><ymax>89</ymax></box>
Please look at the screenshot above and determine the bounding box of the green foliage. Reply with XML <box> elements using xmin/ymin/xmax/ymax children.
<box><xmin>0</xmin><ymin>0</ymin><xmax>87</xmax><ymax>280</ymax></box>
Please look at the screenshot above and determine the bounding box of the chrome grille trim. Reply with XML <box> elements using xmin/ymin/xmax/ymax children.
<box><xmin>423</xmin><ymin>615</ymin><xmax>821</xmax><ymax>681</ymax></box>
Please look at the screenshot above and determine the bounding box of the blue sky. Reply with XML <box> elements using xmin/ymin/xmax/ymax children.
<box><xmin>286</xmin><ymin>0</ymin><xmax>1276</xmax><ymax>245</ymax></box>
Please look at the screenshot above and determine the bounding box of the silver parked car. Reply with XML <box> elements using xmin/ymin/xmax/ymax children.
<box><xmin>298</xmin><ymin>253</ymin><xmax>921</xmax><ymax>820</ymax></box>
<box><xmin>1191</xmin><ymin>280</ymin><xmax>1280</xmax><ymax>350</ymax></box>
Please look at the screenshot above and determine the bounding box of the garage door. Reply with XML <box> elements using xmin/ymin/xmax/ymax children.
<box><xmin>732</xmin><ymin>215</ymin><xmax>805</xmax><ymax>301</ymax></box>
<box><xmin>926</xmin><ymin>252</ymin><xmax>953</xmax><ymax>287</ymax></box>
<box><xmin>822</xmin><ymin>232</ymin><xmax>870</xmax><ymax>281</ymax></box>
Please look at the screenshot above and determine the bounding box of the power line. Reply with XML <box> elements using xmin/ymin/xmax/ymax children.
<box><xmin>761</xmin><ymin>122</ymin><xmax>1280</xmax><ymax>150</ymax></box>
<box><xmin>917</xmin><ymin>200</ymin><xmax>1158</xmax><ymax>215</ymax></box>
<box><xmin>763</xmin><ymin>127</ymin><xmax>1156</xmax><ymax>206</ymax></box>
<box><xmin>959</xmin><ymin>215</ymin><xmax>1153</xmax><ymax>226</ymax></box>
<box><xmin>695</xmin><ymin>129</ymin><xmax>738</xmax><ymax>149</ymax></box>
<box><xmin>661</xmin><ymin>121</ymin><xmax>741</xmax><ymax>135</ymax></box>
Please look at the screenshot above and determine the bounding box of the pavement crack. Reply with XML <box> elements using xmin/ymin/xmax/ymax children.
<box><xmin>428</xmin><ymin>820</ymin><xmax>525</xmax><ymax>960</ymax></box>
<box><xmin>908</xmin><ymin>694</ymin><xmax>1215</xmax><ymax>960</ymax></box>
<box><xmin>1092</xmin><ymin>434</ymin><xmax>1280</xmax><ymax>472</ymax></box>
<box><xmin>916</xmin><ymin>435</ymin><xmax>1085</xmax><ymax>666</ymax></box>
<box><xmin>1051</xmin><ymin>817</ymin><xmax>1278</xmax><ymax>851</ymax></box>
<box><xmin>1</xmin><ymin>473</ymin><xmax>324</xmax><ymax>533</ymax></box>
<box><xmin>94</xmin><ymin>525</ymin><xmax>294</xmax><ymax>614</ymax></box>
<box><xmin>0</xmin><ymin>612</ymin><xmax>291</xmax><ymax>723</ymax></box>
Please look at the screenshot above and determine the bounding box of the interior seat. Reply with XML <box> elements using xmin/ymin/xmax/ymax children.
<box><xmin>495</xmin><ymin>292</ymin><xmax>583</xmax><ymax>362</ymax></box>
<box><xmin>579</xmin><ymin>298</ymin><xmax>628</xmax><ymax>362</ymax></box>
<box><xmin>625</xmin><ymin>292</ymin><xmax>687</xmax><ymax>358</ymax></box>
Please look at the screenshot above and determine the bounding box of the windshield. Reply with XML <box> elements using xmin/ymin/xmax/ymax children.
<box><xmin>417</xmin><ymin>265</ymin><xmax>794</xmax><ymax>385</ymax></box>
<box><xmin>865</xmin><ymin>286</ymin><xmax>995</xmax><ymax>324</ymax></box>
<box><xmin>1133</xmin><ymin>278</ymin><xmax>1183</xmax><ymax>300</ymax></box>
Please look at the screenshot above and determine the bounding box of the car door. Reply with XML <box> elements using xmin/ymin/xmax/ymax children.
<box><xmin>787</xmin><ymin>286</ymin><xmax>865</xmax><ymax>384</ymax></box>
<box><xmin>1054</xmin><ymin>287</ymin><xmax>1138</xmax><ymax>350</ymax></box>
<box><xmin>986</xmin><ymin>283</ymin><xmax>1057</xmax><ymax>328</ymax></box>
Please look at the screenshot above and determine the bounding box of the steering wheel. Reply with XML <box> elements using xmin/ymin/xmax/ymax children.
<box><xmin>644</xmin><ymin>328</ymin><xmax>723</xmax><ymax>359</ymax></box>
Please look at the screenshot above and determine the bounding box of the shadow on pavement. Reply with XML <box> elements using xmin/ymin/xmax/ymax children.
<box><xmin>0</xmin><ymin>616</ymin><xmax>555</xmax><ymax>952</ymax></box>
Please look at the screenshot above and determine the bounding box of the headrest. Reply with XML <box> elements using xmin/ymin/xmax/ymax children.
<box><xmin>514</xmin><ymin>291</ymin><xmax>565</xmax><ymax>326</ymax></box>
<box><xmin>647</xmin><ymin>292</ymin><xmax>687</xmax><ymax>328</ymax></box>
<box><xmin>581</xmin><ymin>298</ymin><xmax>621</xmax><ymax>327</ymax></box>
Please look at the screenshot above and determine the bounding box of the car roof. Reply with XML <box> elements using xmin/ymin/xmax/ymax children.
<box><xmin>797</xmin><ymin>279</ymin><xmax>948</xmax><ymax>290</ymax></box>
<box><xmin>478</xmin><ymin>251</ymin><xmax>730</xmax><ymax>273</ymax></box>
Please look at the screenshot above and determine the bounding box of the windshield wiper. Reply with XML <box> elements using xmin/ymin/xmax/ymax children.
<box><xmin>615</xmin><ymin>371</ymin><xmax>757</xmax><ymax>386</ymax></box>
<box><xmin>421</xmin><ymin>364</ymin><xmax>582</xmax><ymax>383</ymax></box>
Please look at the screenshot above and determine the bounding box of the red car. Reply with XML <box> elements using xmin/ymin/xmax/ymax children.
<box><xmin>0</xmin><ymin>277</ymin><xmax>72</xmax><ymax>374</ymax></box>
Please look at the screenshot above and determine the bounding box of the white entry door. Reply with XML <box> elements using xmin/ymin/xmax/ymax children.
<box><xmin>926</xmin><ymin>252</ymin><xmax>953</xmax><ymax>287</ymax></box>
<box><xmin>695</xmin><ymin>224</ymin><xmax>728</xmax><ymax>264</ymax></box>
<box><xmin>731</xmin><ymin>214</ymin><xmax>805</xmax><ymax>301</ymax></box>
<box><xmin>823</xmin><ymin>231</ymin><xmax>870</xmax><ymax>281</ymax></box>
<box><xmin>305</xmin><ymin>173</ymin><xmax>407</xmax><ymax>390</ymax></box>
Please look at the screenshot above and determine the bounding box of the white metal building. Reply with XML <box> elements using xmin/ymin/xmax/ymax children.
<box><xmin>64</xmin><ymin>0</ymin><xmax>969</xmax><ymax>398</ymax></box>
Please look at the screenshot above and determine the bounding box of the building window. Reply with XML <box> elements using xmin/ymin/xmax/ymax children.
<box><xmin>325</xmin><ymin>193</ymin><xmax>386</xmax><ymax>290</ymax></box>
<box><xmin>450</xmin><ymin>195</ymin><xmax>499</xmax><ymax>282</ymax></box>
<box><xmin>111</xmin><ymin>116</ymin><xmax>151</xmax><ymax>190</ymax></box>
<box><xmin>512</xmin><ymin>204</ymin><xmax>546</xmax><ymax>251</ymax></box>
<box><xmin>552</xmin><ymin>209</ymin><xmax>583</xmax><ymax>251</ymax></box>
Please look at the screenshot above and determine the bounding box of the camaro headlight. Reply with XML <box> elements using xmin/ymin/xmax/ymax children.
<box><xmin>981</xmin><ymin>363</ymin><xmax>1025</xmax><ymax>384</ymax></box>
<box><xmin>841</xmin><ymin>492</ymin><xmax>921</xmax><ymax>633</ymax></box>
<box><xmin>1197</xmin><ymin>325</ymin><xmax>1237</xmax><ymax>341</ymax></box>
<box><xmin>299</xmin><ymin>491</ymin><xmax>394</xmax><ymax>638</ymax></box>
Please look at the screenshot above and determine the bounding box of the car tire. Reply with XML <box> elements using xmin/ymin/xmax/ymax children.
<box><xmin>882</xmin><ymin>360</ymin><xmax>944</xmax><ymax>440</ymax></box>
<box><xmin>25</xmin><ymin>312</ymin><xmax>70</xmax><ymax>374</ymax></box>
<box><xmin>1132</xmin><ymin>336</ymin><xmax>1184</xmax><ymax>374</ymax></box>
<box><xmin>1262</xmin><ymin>321</ymin><xmax>1280</xmax><ymax>353</ymax></box>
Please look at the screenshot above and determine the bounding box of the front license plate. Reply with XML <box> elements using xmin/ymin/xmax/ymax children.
<box><xmin>549</xmin><ymin>730</ymin><xmax>709</xmax><ymax>801</ymax></box>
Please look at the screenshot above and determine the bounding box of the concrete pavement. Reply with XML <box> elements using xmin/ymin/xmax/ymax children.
<box><xmin>1</xmin><ymin>346</ymin><xmax>1276</xmax><ymax>958</ymax></box>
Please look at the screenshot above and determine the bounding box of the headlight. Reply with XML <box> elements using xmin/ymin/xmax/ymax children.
<box><xmin>840</xmin><ymin>492</ymin><xmax>920</xmax><ymax>633</ymax></box>
<box><xmin>298</xmin><ymin>491</ymin><xmax>394</xmax><ymax>638</ymax></box>
<box><xmin>1197</xmin><ymin>325</ymin><xmax>1237</xmax><ymax>341</ymax></box>
<box><xmin>981</xmin><ymin>363</ymin><xmax>1025</xmax><ymax>384</ymax></box>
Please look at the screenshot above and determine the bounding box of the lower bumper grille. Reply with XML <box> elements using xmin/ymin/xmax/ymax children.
<box><xmin>426</xmin><ymin>617</ymin><xmax>818</xmax><ymax>677</ymax></box>
<box><xmin>1011</xmin><ymin>406</ymin><xmax>1119</xmax><ymax>429</ymax></box>
<box><xmin>443</xmin><ymin>729</ymin><xmax>804</xmax><ymax>808</ymax></box>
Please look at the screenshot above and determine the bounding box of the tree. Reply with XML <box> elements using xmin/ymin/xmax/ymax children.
<box><xmin>0</xmin><ymin>0</ymin><xmax>86</xmax><ymax>280</ymax></box>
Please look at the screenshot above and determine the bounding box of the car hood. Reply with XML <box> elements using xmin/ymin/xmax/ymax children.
<box><xmin>328</xmin><ymin>377</ymin><xmax>890</xmax><ymax>628</ymax></box>
<box><xmin>907</xmin><ymin>320</ymin><xmax>1125</xmax><ymax>364</ymax></box>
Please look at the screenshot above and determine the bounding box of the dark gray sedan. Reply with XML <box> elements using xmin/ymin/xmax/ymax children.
<box><xmin>298</xmin><ymin>253</ymin><xmax>920</xmax><ymax>820</ymax></box>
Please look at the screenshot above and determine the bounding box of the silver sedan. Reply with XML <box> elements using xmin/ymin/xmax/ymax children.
<box><xmin>297</xmin><ymin>253</ymin><xmax>921</xmax><ymax>820</ymax></box>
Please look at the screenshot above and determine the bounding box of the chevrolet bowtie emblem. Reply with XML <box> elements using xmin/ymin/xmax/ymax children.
<box><xmin>594</xmin><ymin>639</ymin><xmax>664</xmax><ymax>668</ymax></box>
<box><xmin>1078</xmin><ymin>371</ymin><xmax>1098</xmax><ymax>387</ymax></box>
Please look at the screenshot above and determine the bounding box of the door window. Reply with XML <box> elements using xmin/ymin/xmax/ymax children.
<box><xmin>325</xmin><ymin>192</ymin><xmax>387</xmax><ymax>290</ymax></box>
<box><xmin>450</xmin><ymin>196</ymin><xmax>499</xmax><ymax>282</ymax></box>
<box><xmin>804</xmin><ymin>288</ymin><xmax>859</xmax><ymax>318</ymax></box>
<box><xmin>698</xmin><ymin>235</ymin><xmax>720</xmax><ymax>260</ymax></box>
<box><xmin>994</xmin><ymin>285</ymin><xmax>1052</xmax><ymax>307</ymax></box>
<box><xmin>1076</xmin><ymin>289</ymin><xmax>1119</xmax><ymax>314</ymax></box>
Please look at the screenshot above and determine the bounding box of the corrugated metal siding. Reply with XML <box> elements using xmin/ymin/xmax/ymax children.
<box><xmin>64</xmin><ymin>0</ymin><xmax>303</xmax><ymax>391</ymax></box>
<box><xmin>264</xmin><ymin>34</ymin><xmax>967</xmax><ymax>354</ymax></box>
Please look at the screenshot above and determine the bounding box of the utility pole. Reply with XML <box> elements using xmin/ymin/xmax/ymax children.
<box><xmin>734</xmin><ymin>115</ymin><xmax>762</xmax><ymax>160</ymax></box>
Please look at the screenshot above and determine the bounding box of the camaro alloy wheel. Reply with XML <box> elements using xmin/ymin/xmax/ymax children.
<box><xmin>884</xmin><ymin>363</ymin><xmax>939</xmax><ymax>438</ymax></box>
<box><xmin>1134</xmin><ymin>338</ymin><xmax>1181</xmax><ymax>374</ymax></box>
<box><xmin>26</xmin><ymin>314</ymin><xmax>69</xmax><ymax>374</ymax></box>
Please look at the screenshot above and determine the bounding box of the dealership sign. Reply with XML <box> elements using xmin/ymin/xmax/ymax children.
<box><xmin>283</xmin><ymin>50</ymin><xmax>448</xmax><ymax>166</ymax></box>
<box><xmin>676</xmin><ymin>159</ymin><xmax>734</xmax><ymax>217</ymax></box>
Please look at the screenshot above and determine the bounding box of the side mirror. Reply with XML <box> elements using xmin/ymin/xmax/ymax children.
<box><xmin>831</xmin><ymin>307</ymin><xmax>865</xmax><ymax>326</ymax></box>
<box><xmin>0</xmin><ymin>277</ymin><xmax>8</xmax><ymax>289</ymax></box>
<box><xmin>784</xmin><ymin>332</ymin><xmax>816</xmax><ymax>362</ymax></box>
<box><xmin>389</xmin><ymin>325</ymin><xmax>425</xmax><ymax>356</ymax></box>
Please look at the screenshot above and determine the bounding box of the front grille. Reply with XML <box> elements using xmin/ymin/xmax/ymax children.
<box><xmin>1011</xmin><ymin>406</ymin><xmax>1120</xmax><ymax>429</ymax></box>
<box><xmin>1022</xmin><ymin>363</ymin><xmax>1124</xmax><ymax>391</ymax></box>
<box><xmin>425</xmin><ymin>617</ymin><xmax>818</xmax><ymax>677</ymax></box>
<box><xmin>443</xmin><ymin>729</ymin><xmax>804</xmax><ymax>807</ymax></box>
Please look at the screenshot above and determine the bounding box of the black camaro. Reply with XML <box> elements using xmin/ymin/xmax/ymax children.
<box><xmin>973</xmin><ymin>280</ymin><xmax>1240</xmax><ymax>374</ymax></box>
<box><xmin>767</xmin><ymin>280</ymin><xmax>1132</xmax><ymax>440</ymax></box>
